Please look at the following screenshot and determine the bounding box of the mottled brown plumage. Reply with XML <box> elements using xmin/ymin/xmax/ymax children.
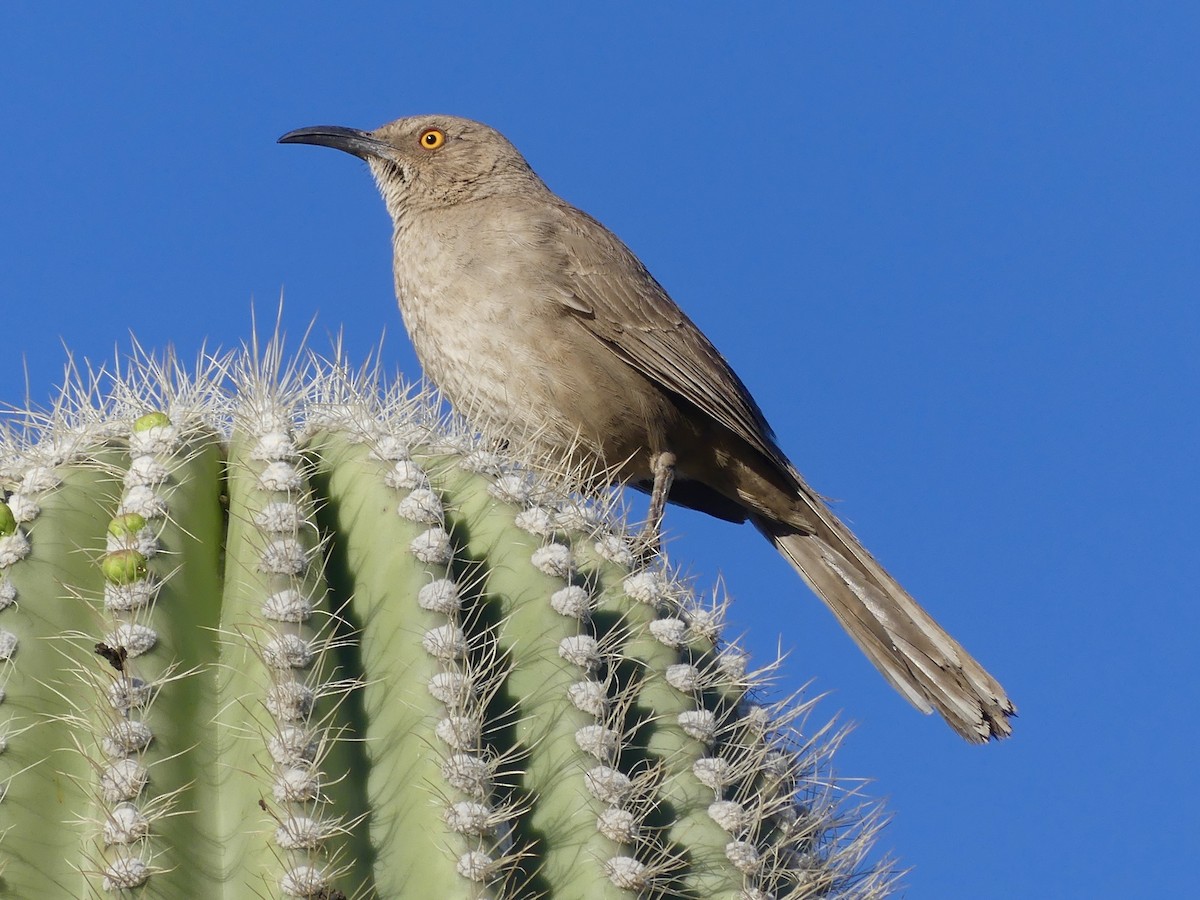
<box><xmin>280</xmin><ymin>115</ymin><xmax>1016</xmax><ymax>742</ymax></box>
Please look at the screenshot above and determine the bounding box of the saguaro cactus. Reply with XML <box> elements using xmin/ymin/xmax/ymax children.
<box><xmin>0</xmin><ymin>346</ymin><xmax>894</xmax><ymax>898</ymax></box>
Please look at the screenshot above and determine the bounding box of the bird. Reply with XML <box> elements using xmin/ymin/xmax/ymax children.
<box><xmin>279</xmin><ymin>114</ymin><xmax>1016</xmax><ymax>743</ymax></box>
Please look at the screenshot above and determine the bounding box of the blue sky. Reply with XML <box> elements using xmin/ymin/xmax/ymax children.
<box><xmin>3</xmin><ymin>4</ymin><xmax>1197</xmax><ymax>896</ymax></box>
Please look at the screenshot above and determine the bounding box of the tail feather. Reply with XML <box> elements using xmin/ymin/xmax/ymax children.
<box><xmin>753</xmin><ymin>509</ymin><xmax>1016</xmax><ymax>743</ymax></box>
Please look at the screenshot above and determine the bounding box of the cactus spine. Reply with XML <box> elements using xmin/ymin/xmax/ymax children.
<box><xmin>0</xmin><ymin>347</ymin><xmax>893</xmax><ymax>898</ymax></box>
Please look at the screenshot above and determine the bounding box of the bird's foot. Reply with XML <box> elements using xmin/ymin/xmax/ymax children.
<box><xmin>635</xmin><ymin>451</ymin><xmax>676</xmax><ymax>562</ymax></box>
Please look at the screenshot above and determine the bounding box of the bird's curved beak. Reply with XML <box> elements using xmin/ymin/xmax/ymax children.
<box><xmin>278</xmin><ymin>125</ymin><xmax>393</xmax><ymax>162</ymax></box>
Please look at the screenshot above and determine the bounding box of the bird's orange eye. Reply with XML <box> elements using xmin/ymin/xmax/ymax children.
<box><xmin>419</xmin><ymin>128</ymin><xmax>446</xmax><ymax>150</ymax></box>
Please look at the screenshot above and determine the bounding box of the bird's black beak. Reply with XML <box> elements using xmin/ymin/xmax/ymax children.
<box><xmin>278</xmin><ymin>125</ymin><xmax>393</xmax><ymax>161</ymax></box>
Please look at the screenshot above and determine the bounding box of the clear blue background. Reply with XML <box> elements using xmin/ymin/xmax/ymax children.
<box><xmin>3</xmin><ymin>4</ymin><xmax>1196</xmax><ymax>896</ymax></box>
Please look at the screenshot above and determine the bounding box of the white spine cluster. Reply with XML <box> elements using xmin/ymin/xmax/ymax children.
<box><xmin>0</xmin><ymin>461</ymin><xmax>50</xmax><ymax>590</ymax></box>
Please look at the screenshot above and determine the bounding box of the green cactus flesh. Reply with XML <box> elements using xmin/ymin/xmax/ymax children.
<box><xmin>0</xmin><ymin>349</ymin><xmax>893</xmax><ymax>898</ymax></box>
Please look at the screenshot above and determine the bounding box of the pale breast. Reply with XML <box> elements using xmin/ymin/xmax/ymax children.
<box><xmin>389</xmin><ymin>209</ymin><xmax>667</xmax><ymax>468</ymax></box>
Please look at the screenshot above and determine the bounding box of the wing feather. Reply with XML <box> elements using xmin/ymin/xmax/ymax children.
<box><xmin>543</xmin><ymin>202</ymin><xmax>792</xmax><ymax>474</ymax></box>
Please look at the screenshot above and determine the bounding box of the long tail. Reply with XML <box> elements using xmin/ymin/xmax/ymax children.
<box><xmin>752</xmin><ymin>505</ymin><xmax>1016</xmax><ymax>743</ymax></box>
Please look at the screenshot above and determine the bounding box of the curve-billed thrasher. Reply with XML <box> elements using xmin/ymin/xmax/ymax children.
<box><xmin>280</xmin><ymin>115</ymin><xmax>1015</xmax><ymax>742</ymax></box>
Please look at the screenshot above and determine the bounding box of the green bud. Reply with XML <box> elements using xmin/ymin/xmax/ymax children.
<box><xmin>133</xmin><ymin>411</ymin><xmax>172</xmax><ymax>432</ymax></box>
<box><xmin>102</xmin><ymin>548</ymin><xmax>149</xmax><ymax>584</ymax></box>
<box><xmin>0</xmin><ymin>500</ymin><xmax>15</xmax><ymax>536</ymax></box>
<box><xmin>108</xmin><ymin>512</ymin><xmax>148</xmax><ymax>538</ymax></box>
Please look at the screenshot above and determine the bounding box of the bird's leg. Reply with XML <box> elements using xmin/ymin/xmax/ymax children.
<box><xmin>638</xmin><ymin>451</ymin><xmax>676</xmax><ymax>559</ymax></box>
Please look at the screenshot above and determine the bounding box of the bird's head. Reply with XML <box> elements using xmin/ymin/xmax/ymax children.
<box><xmin>279</xmin><ymin>115</ymin><xmax>547</xmax><ymax>217</ymax></box>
